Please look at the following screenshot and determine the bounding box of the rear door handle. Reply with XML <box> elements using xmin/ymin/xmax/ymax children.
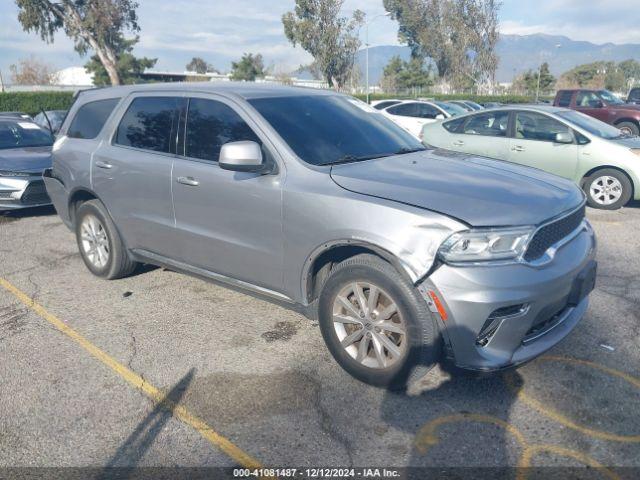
<box><xmin>176</xmin><ymin>176</ymin><xmax>199</xmax><ymax>187</ymax></box>
<box><xmin>511</xmin><ymin>145</ymin><xmax>525</xmax><ymax>152</ymax></box>
<box><xmin>95</xmin><ymin>160</ymin><xmax>113</xmax><ymax>169</ymax></box>
<box><xmin>452</xmin><ymin>140</ymin><xmax>465</xmax><ymax>146</ymax></box>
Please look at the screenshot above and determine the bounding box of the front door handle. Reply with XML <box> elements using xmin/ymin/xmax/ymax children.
<box><xmin>452</xmin><ymin>140</ymin><xmax>465</xmax><ymax>146</ymax></box>
<box><xmin>511</xmin><ymin>145</ymin><xmax>525</xmax><ymax>152</ymax></box>
<box><xmin>95</xmin><ymin>160</ymin><xmax>113</xmax><ymax>169</ymax></box>
<box><xmin>176</xmin><ymin>176</ymin><xmax>199</xmax><ymax>186</ymax></box>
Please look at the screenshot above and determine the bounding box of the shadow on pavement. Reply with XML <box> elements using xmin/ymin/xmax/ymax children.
<box><xmin>100</xmin><ymin>368</ymin><xmax>195</xmax><ymax>477</ymax></box>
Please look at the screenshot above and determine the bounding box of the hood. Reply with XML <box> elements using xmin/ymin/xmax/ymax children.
<box><xmin>0</xmin><ymin>146</ymin><xmax>52</xmax><ymax>174</ymax></box>
<box><xmin>610</xmin><ymin>135</ymin><xmax>640</xmax><ymax>149</ymax></box>
<box><xmin>330</xmin><ymin>149</ymin><xmax>584</xmax><ymax>227</ymax></box>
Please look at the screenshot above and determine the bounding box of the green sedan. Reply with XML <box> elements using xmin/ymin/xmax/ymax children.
<box><xmin>421</xmin><ymin>105</ymin><xmax>640</xmax><ymax>209</ymax></box>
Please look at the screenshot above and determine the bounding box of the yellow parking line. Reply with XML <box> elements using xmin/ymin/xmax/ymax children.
<box><xmin>0</xmin><ymin>277</ymin><xmax>262</xmax><ymax>470</ymax></box>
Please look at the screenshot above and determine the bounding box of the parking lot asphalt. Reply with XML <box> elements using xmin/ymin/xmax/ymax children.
<box><xmin>1</xmin><ymin>204</ymin><xmax>639</xmax><ymax>477</ymax></box>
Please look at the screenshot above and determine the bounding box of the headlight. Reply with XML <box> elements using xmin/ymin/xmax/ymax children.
<box><xmin>438</xmin><ymin>227</ymin><xmax>534</xmax><ymax>263</ymax></box>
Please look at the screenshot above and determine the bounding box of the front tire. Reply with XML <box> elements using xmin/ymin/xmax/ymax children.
<box><xmin>616</xmin><ymin>121</ymin><xmax>639</xmax><ymax>137</ymax></box>
<box><xmin>318</xmin><ymin>254</ymin><xmax>440</xmax><ymax>390</ymax></box>
<box><xmin>584</xmin><ymin>169</ymin><xmax>632</xmax><ymax>210</ymax></box>
<box><xmin>75</xmin><ymin>200</ymin><xmax>137</xmax><ymax>279</ymax></box>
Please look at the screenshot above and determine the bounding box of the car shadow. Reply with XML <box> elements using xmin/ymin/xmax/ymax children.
<box><xmin>378</xmin><ymin>325</ymin><xmax>523</xmax><ymax>479</ymax></box>
<box><xmin>0</xmin><ymin>205</ymin><xmax>57</xmax><ymax>220</ymax></box>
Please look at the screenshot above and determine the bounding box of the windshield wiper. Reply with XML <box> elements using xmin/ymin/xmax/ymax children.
<box><xmin>319</xmin><ymin>153</ymin><xmax>387</xmax><ymax>166</ymax></box>
<box><xmin>394</xmin><ymin>146</ymin><xmax>427</xmax><ymax>155</ymax></box>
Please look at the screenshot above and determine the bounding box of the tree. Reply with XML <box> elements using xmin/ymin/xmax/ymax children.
<box><xmin>9</xmin><ymin>55</ymin><xmax>58</xmax><ymax>85</ymax></box>
<box><xmin>186</xmin><ymin>57</ymin><xmax>216</xmax><ymax>74</ymax></box>
<box><xmin>513</xmin><ymin>62</ymin><xmax>555</xmax><ymax>95</ymax></box>
<box><xmin>383</xmin><ymin>0</ymin><xmax>500</xmax><ymax>87</ymax></box>
<box><xmin>381</xmin><ymin>55</ymin><xmax>433</xmax><ymax>92</ymax></box>
<box><xmin>230</xmin><ymin>53</ymin><xmax>266</xmax><ymax>81</ymax></box>
<box><xmin>15</xmin><ymin>0</ymin><xmax>141</xmax><ymax>85</ymax></box>
<box><xmin>85</xmin><ymin>36</ymin><xmax>156</xmax><ymax>86</ymax></box>
<box><xmin>282</xmin><ymin>0</ymin><xmax>364</xmax><ymax>89</ymax></box>
<box><xmin>619</xmin><ymin>59</ymin><xmax>640</xmax><ymax>88</ymax></box>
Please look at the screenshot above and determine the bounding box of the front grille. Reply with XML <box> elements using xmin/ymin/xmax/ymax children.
<box><xmin>524</xmin><ymin>204</ymin><xmax>585</xmax><ymax>261</ymax></box>
<box><xmin>21</xmin><ymin>180</ymin><xmax>50</xmax><ymax>205</ymax></box>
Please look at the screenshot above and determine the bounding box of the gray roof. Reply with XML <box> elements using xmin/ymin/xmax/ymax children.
<box><xmin>77</xmin><ymin>82</ymin><xmax>336</xmax><ymax>102</ymax></box>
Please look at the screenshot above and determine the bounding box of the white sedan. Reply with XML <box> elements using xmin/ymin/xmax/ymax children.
<box><xmin>379</xmin><ymin>100</ymin><xmax>467</xmax><ymax>138</ymax></box>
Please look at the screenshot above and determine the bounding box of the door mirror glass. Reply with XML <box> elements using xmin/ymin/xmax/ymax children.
<box><xmin>219</xmin><ymin>141</ymin><xmax>266</xmax><ymax>172</ymax></box>
<box><xmin>435</xmin><ymin>114</ymin><xmax>445</xmax><ymax>120</ymax></box>
<box><xmin>555</xmin><ymin>132</ymin><xmax>574</xmax><ymax>144</ymax></box>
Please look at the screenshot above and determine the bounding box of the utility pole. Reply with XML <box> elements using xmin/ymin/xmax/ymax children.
<box><xmin>365</xmin><ymin>11</ymin><xmax>390</xmax><ymax>103</ymax></box>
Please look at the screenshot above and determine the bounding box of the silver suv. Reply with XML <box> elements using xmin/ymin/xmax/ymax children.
<box><xmin>44</xmin><ymin>83</ymin><xmax>597</xmax><ymax>390</ymax></box>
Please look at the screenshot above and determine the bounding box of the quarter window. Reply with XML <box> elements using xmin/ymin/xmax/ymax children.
<box><xmin>515</xmin><ymin>112</ymin><xmax>572</xmax><ymax>142</ymax></box>
<box><xmin>185</xmin><ymin>98</ymin><xmax>261</xmax><ymax>162</ymax></box>
<box><xmin>67</xmin><ymin>98</ymin><xmax>120</xmax><ymax>139</ymax></box>
<box><xmin>462</xmin><ymin>111</ymin><xmax>509</xmax><ymax>137</ymax></box>
<box><xmin>115</xmin><ymin>97</ymin><xmax>182</xmax><ymax>153</ymax></box>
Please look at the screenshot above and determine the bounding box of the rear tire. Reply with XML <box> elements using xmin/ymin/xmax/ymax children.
<box><xmin>318</xmin><ymin>254</ymin><xmax>440</xmax><ymax>390</ymax></box>
<box><xmin>584</xmin><ymin>169</ymin><xmax>632</xmax><ymax>210</ymax></box>
<box><xmin>616</xmin><ymin>121</ymin><xmax>639</xmax><ymax>137</ymax></box>
<box><xmin>75</xmin><ymin>200</ymin><xmax>137</xmax><ymax>279</ymax></box>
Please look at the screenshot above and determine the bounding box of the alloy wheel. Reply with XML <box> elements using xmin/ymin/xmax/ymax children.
<box><xmin>590</xmin><ymin>175</ymin><xmax>623</xmax><ymax>206</ymax></box>
<box><xmin>332</xmin><ymin>282</ymin><xmax>407</xmax><ymax>369</ymax></box>
<box><xmin>80</xmin><ymin>215</ymin><xmax>110</xmax><ymax>268</ymax></box>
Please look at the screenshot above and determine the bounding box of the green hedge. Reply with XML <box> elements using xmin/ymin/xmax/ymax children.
<box><xmin>354</xmin><ymin>93</ymin><xmax>550</xmax><ymax>104</ymax></box>
<box><xmin>0</xmin><ymin>91</ymin><xmax>76</xmax><ymax>116</ymax></box>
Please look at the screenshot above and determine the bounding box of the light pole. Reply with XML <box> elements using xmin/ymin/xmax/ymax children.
<box><xmin>365</xmin><ymin>11</ymin><xmax>390</xmax><ymax>104</ymax></box>
<box><xmin>535</xmin><ymin>43</ymin><xmax>561</xmax><ymax>102</ymax></box>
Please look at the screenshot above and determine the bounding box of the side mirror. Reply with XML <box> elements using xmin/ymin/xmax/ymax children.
<box><xmin>589</xmin><ymin>100</ymin><xmax>604</xmax><ymax>108</ymax></box>
<box><xmin>219</xmin><ymin>141</ymin><xmax>269</xmax><ymax>173</ymax></box>
<box><xmin>435</xmin><ymin>114</ymin><xmax>445</xmax><ymax>120</ymax></box>
<box><xmin>555</xmin><ymin>132</ymin><xmax>574</xmax><ymax>144</ymax></box>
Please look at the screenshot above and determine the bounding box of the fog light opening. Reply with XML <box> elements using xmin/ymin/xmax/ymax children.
<box><xmin>476</xmin><ymin>303</ymin><xmax>529</xmax><ymax>347</ymax></box>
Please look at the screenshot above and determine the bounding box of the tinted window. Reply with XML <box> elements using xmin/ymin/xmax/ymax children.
<box><xmin>115</xmin><ymin>97</ymin><xmax>181</xmax><ymax>153</ymax></box>
<box><xmin>373</xmin><ymin>100</ymin><xmax>401</xmax><ymax>110</ymax></box>
<box><xmin>557</xmin><ymin>91</ymin><xmax>573</xmax><ymax>107</ymax></box>
<box><xmin>387</xmin><ymin>103</ymin><xmax>418</xmax><ymax>117</ymax></box>
<box><xmin>443</xmin><ymin>117</ymin><xmax>466</xmax><ymax>133</ymax></box>
<box><xmin>248</xmin><ymin>95</ymin><xmax>424</xmax><ymax>166</ymax></box>
<box><xmin>435</xmin><ymin>101</ymin><xmax>467</xmax><ymax>116</ymax></box>
<box><xmin>185</xmin><ymin>98</ymin><xmax>261</xmax><ymax>161</ymax></box>
<box><xmin>515</xmin><ymin>112</ymin><xmax>572</xmax><ymax>142</ymax></box>
<box><xmin>462</xmin><ymin>111</ymin><xmax>509</xmax><ymax>137</ymax></box>
<box><xmin>68</xmin><ymin>98</ymin><xmax>119</xmax><ymax>139</ymax></box>
<box><xmin>0</xmin><ymin>120</ymin><xmax>53</xmax><ymax>150</ymax></box>
<box><xmin>415</xmin><ymin>103</ymin><xmax>440</xmax><ymax>119</ymax></box>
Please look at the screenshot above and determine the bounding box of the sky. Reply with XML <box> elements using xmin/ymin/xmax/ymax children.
<box><xmin>1</xmin><ymin>0</ymin><xmax>639</xmax><ymax>78</ymax></box>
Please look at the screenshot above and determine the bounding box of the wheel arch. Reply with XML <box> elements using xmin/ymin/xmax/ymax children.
<box><xmin>302</xmin><ymin>240</ymin><xmax>417</xmax><ymax>305</ymax></box>
<box><xmin>613</xmin><ymin>117</ymin><xmax>640</xmax><ymax>128</ymax></box>
<box><xmin>580</xmin><ymin>165</ymin><xmax>635</xmax><ymax>199</ymax></box>
<box><xmin>67</xmin><ymin>187</ymin><xmax>100</xmax><ymax>227</ymax></box>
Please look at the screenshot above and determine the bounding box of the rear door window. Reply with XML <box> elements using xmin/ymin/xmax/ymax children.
<box><xmin>115</xmin><ymin>97</ymin><xmax>182</xmax><ymax>153</ymax></box>
<box><xmin>184</xmin><ymin>98</ymin><xmax>261</xmax><ymax>162</ymax></box>
<box><xmin>462</xmin><ymin>111</ymin><xmax>509</xmax><ymax>137</ymax></box>
<box><xmin>387</xmin><ymin>103</ymin><xmax>418</xmax><ymax>117</ymax></box>
<box><xmin>67</xmin><ymin>98</ymin><xmax>120</xmax><ymax>139</ymax></box>
<box><xmin>557</xmin><ymin>91</ymin><xmax>573</xmax><ymax>107</ymax></box>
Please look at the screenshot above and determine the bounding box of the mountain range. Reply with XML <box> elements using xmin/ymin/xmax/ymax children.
<box><xmin>355</xmin><ymin>33</ymin><xmax>640</xmax><ymax>84</ymax></box>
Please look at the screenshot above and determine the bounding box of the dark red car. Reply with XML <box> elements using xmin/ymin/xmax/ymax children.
<box><xmin>553</xmin><ymin>89</ymin><xmax>640</xmax><ymax>136</ymax></box>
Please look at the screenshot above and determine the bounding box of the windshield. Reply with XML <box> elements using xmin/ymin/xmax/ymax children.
<box><xmin>557</xmin><ymin>110</ymin><xmax>628</xmax><ymax>139</ymax></box>
<box><xmin>598</xmin><ymin>90</ymin><xmax>625</xmax><ymax>105</ymax></box>
<box><xmin>0</xmin><ymin>121</ymin><xmax>53</xmax><ymax>150</ymax></box>
<box><xmin>248</xmin><ymin>95</ymin><xmax>425</xmax><ymax>166</ymax></box>
<box><xmin>435</xmin><ymin>101</ymin><xmax>467</xmax><ymax>116</ymax></box>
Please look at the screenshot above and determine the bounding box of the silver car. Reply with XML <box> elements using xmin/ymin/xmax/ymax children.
<box><xmin>44</xmin><ymin>83</ymin><xmax>597</xmax><ymax>390</ymax></box>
